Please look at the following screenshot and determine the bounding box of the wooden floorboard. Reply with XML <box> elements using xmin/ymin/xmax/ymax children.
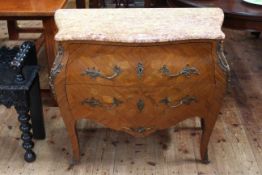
<box><xmin>0</xmin><ymin>6</ymin><xmax>262</xmax><ymax>175</ymax></box>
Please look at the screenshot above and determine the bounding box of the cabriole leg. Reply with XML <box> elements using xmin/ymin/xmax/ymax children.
<box><xmin>64</xmin><ymin>120</ymin><xmax>80</xmax><ymax>163</ymax></box>
<box><xmin>200</xmin><ymin>118</ymin><xmax>205</xmax><ymax>131</ymax></box>
<box><xmin>200</xmin><ymin>117</ymin><xmax>216</xmax><ymax>164</ymax></box>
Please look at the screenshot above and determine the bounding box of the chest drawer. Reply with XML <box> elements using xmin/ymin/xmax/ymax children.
<box><xmin>65</xmin><ymin>42</ymin><xmax>214</xmax><ymax>87</ymax></box>
<box><xmin>66</xmin><ymin>83</ymin><xmax>212</xmax><ymax>136</ymax></box>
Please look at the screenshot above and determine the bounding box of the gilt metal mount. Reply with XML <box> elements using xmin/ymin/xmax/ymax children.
<box><xmin>217</xmin><ymin>41</ymin><xmax>230</xmax><ymax>72</ymax></box>
<box><xmin>82</xmin><ymin>97</ymin><xmax>123</xmax><ymax>108</ymax></box>
<box><xmin>136</xmin><ymin>62</ymin><xmax>144</xmax><ymax>79</ymax></box>
<box><xmin>84</xmin><ymin>65</ymin><xmax>122</xmax><ymax>80</ymax></box>
<box><xmin>124</xmin><ymin>127</ymin><xmax>153</xmax><ymax>133</ymax></box>
<box><xmin>160</xmin><ymin>95</ymin><xmax>197</xmax><ymax>108</ymax></box>
<box><xmin>137</xmin><ymin>99</ymin><xmax>144</xmax><ymax>112</ymax></box>
<box><xmin>49</xmin><ymin>44</ymin><xmax>64</xmax><ymax>96</ymax></box>
<box><xmin>160</xmin><ymin>64</ymin><xmax>199</xmax><ymax>78</ymax></box>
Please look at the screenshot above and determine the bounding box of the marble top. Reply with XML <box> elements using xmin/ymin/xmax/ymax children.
<box><xmin>55</xmin><ymin>8</ymin><xmax>225</xmax><ymax>43</ymax></box>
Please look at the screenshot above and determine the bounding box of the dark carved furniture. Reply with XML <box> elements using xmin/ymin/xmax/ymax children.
<box><xmin>51</xmin><ymin>8</ymin><xmax>229</xmax><ymax>164</ymax></box>
<box><xmin>0</xmin><ymin>41</ymin><xmax>45</xmax><ymax>162</ymax></box>
<box><xmin>168</xmin><ymin>0</ymin><xmax>262</xmax><ymax>37</ymax></box>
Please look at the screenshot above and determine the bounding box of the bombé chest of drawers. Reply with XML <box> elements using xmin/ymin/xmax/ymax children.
<box><xmin>50</xmin><ymin>8</ymin><xmax>229</xmax><ymax>163</ymax></box>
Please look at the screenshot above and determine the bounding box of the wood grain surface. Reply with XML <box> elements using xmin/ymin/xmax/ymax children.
<box><xmin>66</xmin><ymin>42</ymin><xmax>213</xmax><ymax>87</ymax></box>
<box><xmin>52</xmin><ymin>40</ymin><xmax>227</xmax><ymax>162</ymax></box>
<box><xmin>0</xmin><ymin>0</ymin><xmax>67</xmax><ymax>17</ymax></box>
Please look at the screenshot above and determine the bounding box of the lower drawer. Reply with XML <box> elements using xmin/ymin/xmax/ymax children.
<box><xmin>66</xmin><ymin>84</ymin><xmax>212</xmax><ymax>136</ymax></box>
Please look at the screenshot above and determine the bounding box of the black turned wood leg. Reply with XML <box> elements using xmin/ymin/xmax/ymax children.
<box><xmin>15</xmin><ymin>92</ymin><xmax>36</xmax><ymax>162</ymax></box>
<box><xmin>29</xmin><ymin>75</ymin><xmax>45</xmax><ymax>140</ymax></box>
<box><xmin>17</xmin><ymin>107</ymin><xmax>36</xmax><ymax>162</ymax></box>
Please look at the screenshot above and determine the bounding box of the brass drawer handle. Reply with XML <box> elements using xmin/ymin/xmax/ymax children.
<box><xmin>160</xmin><ymin>64</ymin><xmax>199</xmax><ymax>78</ymax></box>
<box><xmin>123</xmin><ymin>127</ymin><xmax>153</xmax><ymax>133</ymax></box>
<box><xmin>83</xmin><ymin>65</ymin><xmax>122</xmax><ymax>80</ymax></box>
<box><xmin>160</xmin><ymin>95</ymin><xmax>197</xmax><ymax>108</ymax></box>
<box><xmin>82</xmin><ymin>97</ymin><xmax>123</xmax><ymax>108</ymax></box>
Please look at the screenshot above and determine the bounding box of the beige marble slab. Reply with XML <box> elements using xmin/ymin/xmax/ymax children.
<box><xmin>55</xmin><ymin>8</ymin><xmax>225</xmax><ymax>43</ymax></box>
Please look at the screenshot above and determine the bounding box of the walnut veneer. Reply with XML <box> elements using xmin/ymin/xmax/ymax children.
<box><xmin>51</xmin><ymin>8</ymin><xmax>229</xmax><ymax>164</ymax></box>
<box><xmin>51</xmin><ymin>40</ymin><xmax>229</xmax><ymax>163</ymax></box>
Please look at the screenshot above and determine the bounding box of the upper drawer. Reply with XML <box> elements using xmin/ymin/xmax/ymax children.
<box><xmin>65</xmin><ymin>42</ymin><xmax>214</xmax><ymax>87</ymax></box>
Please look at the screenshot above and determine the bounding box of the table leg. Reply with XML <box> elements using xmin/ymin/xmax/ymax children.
<box><xmin>200</xmin><ymin>118</ymin><xmax>204</xmax><ymax>131</ymax></box>
<box><xmin>251</xmin><ymin>32</ymin><xmax>261</xmax><ymax>38</ymax></box>
<box><xmin>76</xmin><ymin>0</ymin><xmax>86</xmax><ymax>8</ymax></box>
<box><xmin>35</xmin><ymin>34</ymin><xmax>45</xmax><ymax>54</ymax></box>
<box><xmin>43</xmin><ymin>17</ymin><xmax>57</xmax><ymax>72</ymax></box>
<box><xmin>90</xmin><ymin>0</ymin><xmax>100</xmax><ymax>8</ymax></box>
<box><xmin>144</xmin><ymin>0</ymin><xmax>151</xmax><ymax>7</ymax></box>
<box><xmin>7</xmin><ymin>20</ymin><xmax>19</xmax><ymax>40</ymax></box>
